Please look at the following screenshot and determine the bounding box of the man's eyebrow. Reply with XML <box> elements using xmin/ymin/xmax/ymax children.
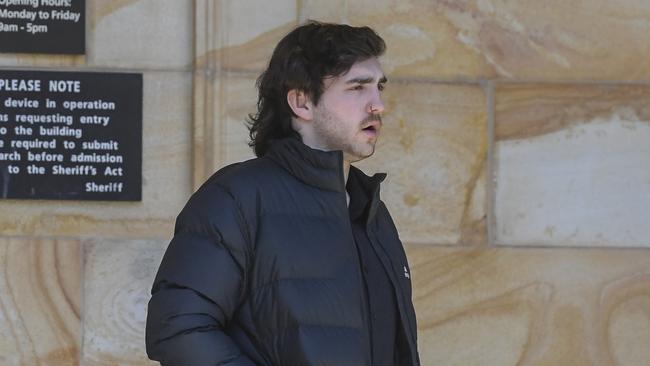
<box><xmin>345</xmin><ymin>75</ymin><xmax>388</xmax><ymax>84</ymax></box>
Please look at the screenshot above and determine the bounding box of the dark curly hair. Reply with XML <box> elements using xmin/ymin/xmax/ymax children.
<box><xmin>247</xmin><ymin>21</ymin><xmax>386</xmax><ymax>157</ymax></box>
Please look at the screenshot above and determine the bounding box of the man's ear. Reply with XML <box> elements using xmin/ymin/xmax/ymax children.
<box><xmin>287</xmin><ymin>89</ymin><xmax>314</xmax><ymax>121</ymax></box>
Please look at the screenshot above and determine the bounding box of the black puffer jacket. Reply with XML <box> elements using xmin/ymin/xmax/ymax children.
<box><xmin>146</xmin><ymin>138</ymin><xmax>420</xmax><ymax>366</ymax></box>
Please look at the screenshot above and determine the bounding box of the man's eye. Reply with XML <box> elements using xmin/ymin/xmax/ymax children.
<box><xmin>378</xmin><ymin>84</ymin><xmax>385</xmax><ymax>91</ymax></box>
<box><xmin>351</xmin><ymin>85</ymin><xmax>364</xmax><ymax>90</ymax></box>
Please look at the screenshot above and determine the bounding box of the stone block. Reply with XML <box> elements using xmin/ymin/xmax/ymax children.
<box><xmin>494</xmin><ymin>84</ymin><xmax>650</xmax><ymax>247</ymax></box>
<box><xmin>301</xmin><ymin>0</ymin><xmax>494</xmax><ymax>79</ymax></box>
<box><xmin>358</xmin><ymin>82</ymin><xmax>487</xmax><ymax>245</ymax></box>
<box><xmin>195</xmin><ymin>0</ymin><xmax>298</xmax><ymax>72</ymax></box>
<box><xmin>89</xmin><ymin>0</ymin><xmax>193</xmax><ymax>69</ymax></box>
<box><xmin>82</xmin><ymin>239</ymin><xmax>165</xmax><ymax>365</ymax></box>
<box><xmin>408</xmin><ymin>245</ymin><xmax>650</xmax><ymax>365</ymax></box>
<box><xmin>0</xmin><ymin>238</ymin><xmax>81</xmax><ymax>365</ymax></box>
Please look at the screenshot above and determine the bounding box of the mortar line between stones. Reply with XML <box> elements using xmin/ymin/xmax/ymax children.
<box><xmin>403</xmin><ymin>241</ymin><xmax>650</xmax><ymax>251</ymax></box>
<box><xmin>486</xmin><ymin>79</ymin><xmax>496</xmax><ymax>248</ymax></box>
<box><xmin>296</xmin><ymin>0</ymin><xmax>303</xmax><ymax>24</ymax></box>
<box><xmin>197</xmin><ymin>72</ymin><xmax>650</xmax><ymax>86</ymax></box>
<box><xmin>190</xmin><ymin>0</ymin><xmax>204</xmax><ymax>190</ymax></box>
<box><xmin>486</xmin><ymin>78</ymin><xmax>650</xmax><ymax>86</ymax></box>
<box><xmin>0</xmin><ymin>234</ymin><xmax>172</xmax><ymax>242</ymax></box>
<box><xmin>381</xmin><ymin>77</ymin><xmax>650</xmax><ymax>86</ymax></box>
<box><xmin>216</xmin><ymin>1</ymin><xmax>227</xmax><ymax>172</ymax></box>
<box><xmin>78</xmin><ymin>239</ymin><xmax>86</xmax><ymax>366</ymax></box>
<box><xmin>0</xmin><ymin>65</ymin><xmax>194</xmax><ymax>74</ymax></box>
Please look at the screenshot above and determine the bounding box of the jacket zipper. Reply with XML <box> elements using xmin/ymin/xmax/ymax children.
<box><xmin>365</xmin><ymin>187</ymin><xmax>418</xmax><ymax>363</ymax></box>
<box><xmin>352</xmin><ymin>220</ymin><xmax>373</xmax><ymax>366</ymax></box>
<box><xmin>364</xmin><ymin>184</ymin><xmax>418</xmax><ymax>365</ymax></box>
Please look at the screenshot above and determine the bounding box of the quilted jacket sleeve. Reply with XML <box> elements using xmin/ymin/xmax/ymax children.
<box><xmin>146</xmin><ymin>183</ymin><xmax>255</xmax><ymax>365</ymax></box>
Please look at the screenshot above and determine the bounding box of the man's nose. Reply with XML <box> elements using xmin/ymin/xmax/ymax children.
<box><xmin>368</xmin><ymin>93</ymin><xmax>385</xmax><ymax>114</ymax></box>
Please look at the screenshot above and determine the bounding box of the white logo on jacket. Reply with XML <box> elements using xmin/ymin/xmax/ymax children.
<box><xmin>403</xmin><ymin>265</ymin><xmax>410</xmax><ymax>279</ymax></box>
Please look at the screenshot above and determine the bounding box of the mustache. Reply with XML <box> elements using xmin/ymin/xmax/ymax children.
<box><xmin>361</xmin><ymin>114</ymin><xmax>382</xmax><ymax>125</ymax></box>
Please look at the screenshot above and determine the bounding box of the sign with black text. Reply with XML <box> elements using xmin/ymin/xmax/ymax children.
<box><xmin>0</xmin><ymin>70</ymin><xmax>142</xmax><ymax>201</ymax></box>
<box><xmin>0</xmin><ymin>0</ymin><xmax>85</xmax><ymax>54</ymax></box>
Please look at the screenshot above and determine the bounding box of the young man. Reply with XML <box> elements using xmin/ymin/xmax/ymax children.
<box><xmin>146</xmin><ymin>21</ymin><xmax>420</xmax><ymax>365</ymax></box>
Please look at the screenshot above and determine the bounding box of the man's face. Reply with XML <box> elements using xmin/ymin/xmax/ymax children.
<box><xmin>311</xmin><ymin>57</ymin><xmax>387</xmax><ymax>164</ymax></box>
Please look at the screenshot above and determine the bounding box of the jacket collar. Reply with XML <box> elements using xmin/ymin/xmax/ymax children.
<box><xmin>265</xmin><ymin>137</ymin><xmax>386</xmax><ymax>197</ymax></box>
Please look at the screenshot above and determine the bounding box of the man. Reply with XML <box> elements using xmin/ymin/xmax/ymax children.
<box><xmin>146</xmin><ymin>21</ymin><xmax>420</xmax><ymax>365</ymax></box>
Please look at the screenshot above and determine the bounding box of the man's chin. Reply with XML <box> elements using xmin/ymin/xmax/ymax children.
<box><xmin>347</xmin><ymin>147</ymin><xmax>376</xmax><ymax>163</ymax></box>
